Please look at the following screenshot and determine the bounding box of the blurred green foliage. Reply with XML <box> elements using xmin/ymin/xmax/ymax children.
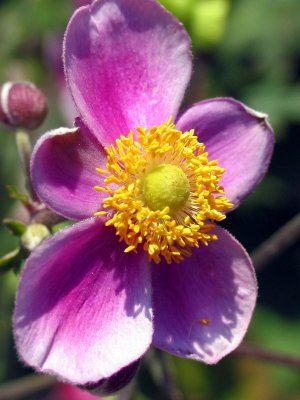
<box><xmin>0</xmin><ymin>0</ymin><xmax>300</xmax><ymax>399</ymax></box>
<box><xmin>160</xmin><ymin>0</ymin><xmax>230</xmax><ymax>48</ymax></box>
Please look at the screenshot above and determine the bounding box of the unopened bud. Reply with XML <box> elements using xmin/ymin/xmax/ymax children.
<box><xmin>0</xmin><ymin>81</ymin><xmax>48</xmax><ymax>130</ymax></box>
<box><xmin>21</xmin><ymin>224</ymin><xmax>51</xmax><ymax>252</ymax></box>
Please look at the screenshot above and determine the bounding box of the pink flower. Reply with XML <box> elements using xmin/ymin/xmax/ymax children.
<box><xmin>14</xmin><ymin>0</ymin><xmax>274</xmax><ymax>394</ymax></box>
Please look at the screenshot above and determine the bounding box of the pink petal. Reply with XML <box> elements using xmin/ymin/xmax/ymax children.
<box><xmin>64</xmin><ymin>0</ymin><xmax>192</xmax><ymax>146</ymax></box>
<box><xmin>73</xmin><ymin>0</ymin><xmax>91</xmax><ymax>7</ymax></box>
<box><xmin>53</xmin><ymin>383</ymin><xmax>100</xmax><ymax>400</ymax></box>
<box><xmin>176</xmin><ymin>98</ymin><xmax>274</xmax><ymax>207</ymax></box>
<box><xmin>152</xmin><ymin>226</ymin><xmax>257</xmax><ymax>364</ymax></box>
<box><xmin>31</xmin><ymin>119</ymin><xmax>106</xmax><ymax>221</ymax></box>
<box><xmin>14</xmin><ymin>218</ymin><xmax>153</xmax><ymax>385</ymax></box>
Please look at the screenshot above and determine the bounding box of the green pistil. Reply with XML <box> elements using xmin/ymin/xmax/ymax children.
<box><xmin>142</xmin><ymin>164</ymin><xmax>190</xmax><ymax>212</ymax></box>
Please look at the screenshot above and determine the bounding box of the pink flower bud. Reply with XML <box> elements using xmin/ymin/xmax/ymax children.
<box><xmin>0</xmin><ymin>81</ymin><xmax>48</xmax><ymax>130</ymax></box>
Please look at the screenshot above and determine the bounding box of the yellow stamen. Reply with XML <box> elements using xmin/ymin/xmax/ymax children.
<box><xmin>94</xmin><ymin>211</ymin><xmax>107</xmax><ymax>216</ymax></box>
<box><xmin>95</xmin><ymin>168</ymin><xmax>108</xmax><ymax>174</ymax></box>
<box><xmin>94</xmin><ymin>117</ymin><xmax>233</xmax><ymax>264</ymax></box>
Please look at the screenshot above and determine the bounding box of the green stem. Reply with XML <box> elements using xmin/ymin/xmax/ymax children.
<box><xmin>0</xmin><ymin>374</ymin><xmax>56</xmax><ymax>400</ymax></box>
<box><xmin>236</xmin><ymin>343</ymin><xmax>300</xmax><ymax>370</ymax></box>
<box><xmin>15</xmin><ymin>130</ymin><xmax>38</xmax><ymax>202</ymax></box>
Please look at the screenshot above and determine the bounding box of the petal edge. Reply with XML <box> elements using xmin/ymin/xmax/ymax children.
<box><xmin>177</xmin><ymin>98</ymin><xmax>275</xmax><ymax>207</ymax></box>
<box><xmin>14</xmin><ymin>218</ymin><xmax>153</xmax><ymax>385</ymax></box>
<box><xmin>152</xmin><ymin>226</ymin><xmax>257</xmax><ymax>364</ymax></box>
<box><xmin>64</xmin><ymin>0</ymin><xmax>192</xmax><ymax>145</ymax></box>
<box><xmin>31</xmin><ymin>120</ymin><xmax>106</xmax><ymax>220</ymax></box>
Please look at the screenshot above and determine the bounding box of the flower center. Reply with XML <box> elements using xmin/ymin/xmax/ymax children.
<box><xmin>94</xmin><ymin>117</ymin><xmax>233</xmax><ymax>264</ymax></box>
<box><xmin>143</xmin><ymin>164</ymin><xmax>189</xmax><ymax>212</ymax></box>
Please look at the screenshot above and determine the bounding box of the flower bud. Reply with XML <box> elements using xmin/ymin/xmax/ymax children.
<box><xmin>0</xmin><ymin>81</ymin><xmax>48</xmax><ymax>130</ymax></box>
<box><xmin>21</xmin><ymin>224</ymin><xmax>51</xmax><ymax>252</ymax></box>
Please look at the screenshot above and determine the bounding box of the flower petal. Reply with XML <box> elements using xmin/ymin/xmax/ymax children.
<box><xmin>53</xmin><ymin>383</ymin><xmax>99</xmax><ymax>400</ymax></box>
<box><xmin>31</xmin><ymin>119</ymin><xmax>106</xmax><ymax>220</ymax></box>
<box><xmin>14</xmin><ymin>218</ymin><xmax>153</xmax><ymax>385</ymax></box>
<box><xmin>64</xmin><ymin>0</ymin><xmax>192</xmax><ymax>146</ymax></box>
<box><xmin>152</xmin><ymin>226</ymin><xmax>257</xmax><ymax>364</ymax></box>
<box><xmin>81</xmin><ymin>360</ymin><xmax>140</xmax><ymax>396</ymax></box>
<box><xmin>176</xmin><ymin>98</ymin><xmax>274</xmax><ymax>207</ymax></box>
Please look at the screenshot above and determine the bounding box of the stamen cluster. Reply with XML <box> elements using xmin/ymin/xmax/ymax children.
<box><xmin>94</xmin><ymin>118</ymin><xmax>233</xmax><ymax>264</ymax></box>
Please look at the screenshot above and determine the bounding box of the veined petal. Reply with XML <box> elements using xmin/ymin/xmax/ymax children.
<box><xmin>176</xmin><ymin>98</ymin><xmax>274</xmax><ymax>207</ymax></box>
<box><xmin>152</xmin><ymin>226</ymin><xmax>257</xmax><ymax>364</ymax></box>
<box><xmin>31</xmin><ymin>119</ymin><xmax>106</xmax><ymax>221</ymax></box>
<box><xmin>14</xmin><ymin>218</ymin><xmax>153</xmax><ymax>385</ymax></box>
<box><xmin>64</xmin><ymin>0</ymin><xmax>192</xmax><ymax>146</ymax></box>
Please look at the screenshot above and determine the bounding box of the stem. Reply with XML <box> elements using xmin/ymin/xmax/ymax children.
<box><xmin>16</xmin><ymin>130</ymin><xmax>31</xmax><ymax>179</ymax></box>
<box><xmin>236</xmin><ymin>343</ymin><xmax>300</xmax><ymax>370</ymax></box>
<box><xmin>2</xmin><ymin>344</ymin><xmax>300</xmax><ymax>399</ymax></box>
<box><xmin>155</xmin><ymin>350</ymin><xmax>181</xmax><ymax>400</ymax></box>
<box><xmin>15</xmin><ymin>130</ymin><xmax>38</xmax><ymax>202</ymax></box>
<box><xmin>117</xmin><ymin>380</ymin><xmax>135</xmax><ymax>400</ymax></box>
<box><xmin>0</xmin><ymin>374</ymin><xmax>56</xmax><ymax>400</ymax></box>
<box><xmin>251</xmin><ymin>213</ymin><xmax>300</xmax><ymax>270</ymax></box>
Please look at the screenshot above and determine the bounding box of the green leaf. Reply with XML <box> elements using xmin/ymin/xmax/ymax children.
<box><xmin>6</xmin><ymin>185</ymin><xmax>29</xmax><ymax>204</ymax></box>
<box><xmin>51</xmin><ymin>220</ymin><xmax>75</xmax><ymax>233</ymax></box>
<box><xmin>3</xmin><ymin>218</ymin><xmax>27</xmax><ymax>236</ymax></box>
<box><xmin>191</xmin><ymin>0</ymin><xmax>230</xmax><ymax>48</ymax></box>
<box><xmin>0</xmin><ymin>248</ymin><xmax>22</xmax><ymax>274</ymax></box>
